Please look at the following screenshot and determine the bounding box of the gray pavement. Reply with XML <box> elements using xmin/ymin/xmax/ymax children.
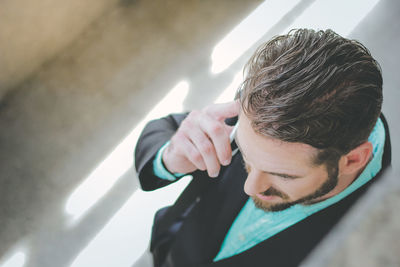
<box><xmin>0</xmin><ymin>1</ymin><xmax>399</xmax><ymax>266</ymax></box>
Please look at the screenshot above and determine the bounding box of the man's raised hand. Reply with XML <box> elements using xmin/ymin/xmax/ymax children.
<box><xmin>162</xmin><ymin>101</ymin><xmax>239</xmax><ymax>177</ymax></box>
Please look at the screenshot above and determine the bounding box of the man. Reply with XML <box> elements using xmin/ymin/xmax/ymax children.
<box><xmin>135</xmin><ymin>29</ymin><xmax>391</xmax><ymax>267</ymax></box>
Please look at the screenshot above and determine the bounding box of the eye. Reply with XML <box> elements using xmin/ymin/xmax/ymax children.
<box><xmin>277</xmin><ymin>174</ymin><xmax>294</xmax><ymax>180</ymax></box>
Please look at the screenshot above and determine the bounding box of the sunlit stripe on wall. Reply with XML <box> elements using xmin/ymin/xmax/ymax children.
<box><xmin>65</xmin><ymin>81</ymin><xmax>190</xmax><ymax>224</ymax></box>
<box><xmin>0</xmin><ymin>250</ymin><xmax>26</xmax><ymax>267</ymax></box>
<box><xmin>214</xmin><ymin>71</ymin><xmax>243</xmax><ymax>104</ymax></box>
<box><xmin>69</xmin><ymin>176</ymin><xmax>192</xmax><ymax>267</ymax></box>
<box><xmin>211</xmin><ymin>0</ymin><xmax>302</xmax><ymax>74</ymax></box>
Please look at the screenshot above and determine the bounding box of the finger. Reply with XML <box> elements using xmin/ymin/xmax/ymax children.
<box><xmin>226</xmin><ymin>124</ymin><xmax>237</xmax><ymax>142</ymax></box>
<box><xmin>178</xmin><ymin>135</ymin><xmax>207</xmax><ymax>171</ymax></box>
<box><xmin>187</xmin><ymin>128</ymin><xmax>221</xmax><ymax>177</ymax></box>
<box><xmin>199</xmin><ymin>116</ymin><xmax>232</xmax><ymax>166</ymax></box>
<box><xmin>204</xmin><ymin>101</ymin><xmax>240</xmax><ymax>121</ymax></box>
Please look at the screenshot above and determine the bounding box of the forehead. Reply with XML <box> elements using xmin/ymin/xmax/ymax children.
<box><xmin>236</xmin><ymin>113</ymin><xmax>318</xmax><ymax>171</ymax></box>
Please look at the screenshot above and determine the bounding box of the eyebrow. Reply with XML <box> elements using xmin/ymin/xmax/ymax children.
<box><xmin>234</xmin><ymin>133</ymin><xmax>303</xmax><ymax>180</ymax></box>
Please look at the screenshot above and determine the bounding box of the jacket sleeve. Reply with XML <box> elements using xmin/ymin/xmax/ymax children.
<box><xmin>134</xmin><ymin>113</ymin><xmax>188</xmax><ymax>191</ymax></box>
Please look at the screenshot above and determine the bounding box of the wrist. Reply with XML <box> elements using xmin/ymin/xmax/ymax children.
<box><xmin>162</xmin><ymin>144</ymin><xmax>177</xmax><ymax>173</ymax></box>
<box><xmin>153</xmin><ymin>141</ymin><xmax>183</xmax><ymax>181</ymax></box>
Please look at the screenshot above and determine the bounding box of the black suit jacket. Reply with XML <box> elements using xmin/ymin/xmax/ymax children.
<box><xmin>135</xmin><ymin>113</ymin><xmax>391</xmax><ymax>267</ymax></box>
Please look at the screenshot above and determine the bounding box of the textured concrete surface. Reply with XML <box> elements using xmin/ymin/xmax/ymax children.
<box><xmin>327</xmin><ymin>183</ymin><xmax>400</xmax><ymax>267</ymax></box>
<box><xmin>0</xmin><ymin>0</ymin><xmax>118</xmax><ymax>100</ymax></box>
<box><xmin>0</xmin><ymin>0</ymin><xmax>398</xmax><ymax>266</ymax></box>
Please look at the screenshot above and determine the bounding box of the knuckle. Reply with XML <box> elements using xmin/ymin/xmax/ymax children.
<box><xmin>189</xmin><ymin>109</ymin><xmax>201</xmax><ymax>118</ymax></box>
<box><xmin>180</xmin><ymin>119</ymin><xmax>191</xmax><ymax>130</ymax></box>
<box><xmin>209</xmin><ymin>123</ymin><xmax>224</xmax><ymax>136</ymax></box>
<box><xmin>199</xmin><ymin>141</ymin><xmax>214</xmax><ymax>155</ymax></box>
<box><xmin>190</xmin><ymin>150</ymin><xmax>203</xmax><ymax>162</ymax></box>
<box><xmin>173</xmin><ymin>131</ymin><xmax>185</xmax><ymax>142</ymax></box>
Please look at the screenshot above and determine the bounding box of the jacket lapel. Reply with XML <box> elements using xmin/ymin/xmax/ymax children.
<box><xmin>201</xmin><ymin>153</ymin><xmax>249</xmax><ymax>261</ymax></box>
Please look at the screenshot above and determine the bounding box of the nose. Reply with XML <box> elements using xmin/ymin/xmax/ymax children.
<box><xmin>243</xmin><ymin>170</ymin><xmax>271</xmax><ymax>196</ymax></box>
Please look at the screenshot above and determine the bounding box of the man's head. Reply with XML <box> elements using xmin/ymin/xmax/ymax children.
<box><xmin>235</xmin><ymin>29</ymin><xmax>382</xmax><ymax>211</ymax></box>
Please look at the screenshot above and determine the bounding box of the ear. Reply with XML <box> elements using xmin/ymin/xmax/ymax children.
<box><xmin>339</xmin><ymin>142</ymin><xmax>373</xmax><ymax>175</ymax></box>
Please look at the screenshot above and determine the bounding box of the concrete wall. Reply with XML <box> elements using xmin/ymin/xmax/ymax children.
<box><xmin>0</xmin><ymin>0</ymin><xmax>118</xmax><ymax>100</ymax></box>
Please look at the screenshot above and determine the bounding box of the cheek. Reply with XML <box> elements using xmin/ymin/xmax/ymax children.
<box><xmin>277</xmin><ymin>177</ymin><xmax>325</xmax><ymax>199</ymax></box>
<box><xmin>290</xmin><ymin>167</ymin><xmax>330</xmax><ymax>198</ymax></box>
<box><xmin>276</xmin><ymin>181</ymin><xmax>307</xmax><ymax>200</ymax></box>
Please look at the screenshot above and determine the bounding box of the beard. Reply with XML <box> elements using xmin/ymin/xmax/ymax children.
<box><xmin>252</xmin><ymin>165</ymin><xmax>339</xmax><ymax>212</ymax></box>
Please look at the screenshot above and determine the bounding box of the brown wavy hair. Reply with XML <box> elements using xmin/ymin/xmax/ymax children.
<box><xmin>238</xmin><ymin>29</ymin><xmax>383</xmax><ymax>166</ymax></box>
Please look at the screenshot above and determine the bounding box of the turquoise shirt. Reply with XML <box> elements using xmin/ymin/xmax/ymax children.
<box><xmin>153</xmin><ymin>118</ymin><xmax>385</xmax><ymax>262</ymax></box>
